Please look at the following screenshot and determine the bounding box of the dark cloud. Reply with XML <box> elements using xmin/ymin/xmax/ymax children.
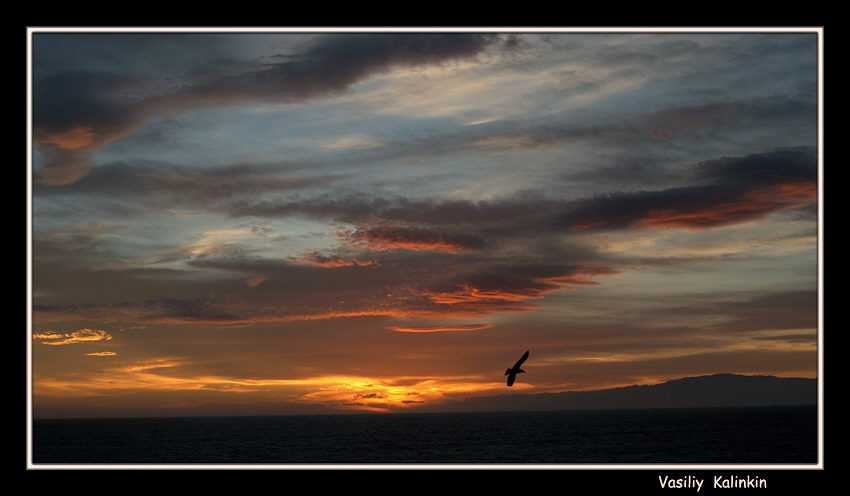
<box><xmin>156</xmin><ymin>33</ymin><xmax>502</xmax><ymax>108</ymax></box>
<box><xmin>653</xmin><ymin>289</ymin><xmax>818</xmax><ymax>335</ymax></box>
<box><xmin>33</xmin><ymin>232</ymin><xmax>108</xmax><ymax>259</ymax></box>
<box><xmin>32</xmin><ymin>242</ymin><xmax>617</xmax><ymax>324</ymax></box>
<box><xmin>557</xmin><ymin>147</ymin><xmax>817</xmax><ymax>232</ymax></box>
<box><xmin>34</xmin><ymin>160</ymin><xmax>334</xmax><ymax>207</ymax></box>
<box><xmin>713</xmin><ymin>290</ymin><xmax>819</xmax><ymax>334</ymax></box>
<box><xmin>221</xmin><ymin>148</ymin><xmax>816</xmax><ymax>252</ymax></box>
<box><xmin>31</xmin><ymin>145</ymin><xmax>817</xmax><ymax>328</ymax></box>
<box><xmin>291</xmin><ymin>252</ymin><xmax>381</xmax><ymax>268</ymax></box>
<box><xmin>226</xmin><ymin>193</ymin><xmax>564</xmax><ymax>225</ymax></box>
<box><xmin>372</xmin><ymin>93</ymin><xmax>817</xmax><ymax>187</ymax></box>
<box><xmin>33</xmin><ymin>145</ymin><xmax>101</xmax><ymax>186</ymax></box>
<box><xmin>225</xmin><ymin>193</ymin><xmax>572</xmax><ymax>258</ymax></box>
<box><xmin>405</xmin><ymin>263</ymin><xmax>619</xmax><ymax>318</ymax></box>
<box><xmin>32</xmin><ymin>33</ymin><xmax>503</xmax><ymax>185</ymax></box>
<box><xmin>32</xmin><ymin>70</ymin><xmax>150</xmax><ymax>147</ymax></box>
<box><xmin>139</xmin><ymin>298</ymin><xmax>245</xmax><ymax>323</ymax></box>
<box><xmin>690</xmin><ymin>147</ymin><xmax>817</xmax><ymax>185</ymax></box>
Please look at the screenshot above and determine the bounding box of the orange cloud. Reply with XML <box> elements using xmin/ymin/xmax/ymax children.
<box><xmin>84</xmin><ymin>351</ymin><xmax>118</xmax><ymax>357</ymax></box>
<box><xmin>290</xmin><ymin>252</ymin><xmax>381</xmax><ymax>268</ymax></box>
<box><xmin>640</xmin><ymin>182</ymin><xmax>816</xmax><ymax>231</ymax></box>
<box><xmin>540</xmin><ymin>264</ymin><xmax>620</xmax><ymax>286</ymax></box>
<box><xmin>424</xmin><ymin>285</ymin><xmax>546</xmax><ymax>305</ymax></box>
<box><xmin>640</xmin><ymin>203</ymin><xmax>776</xmax><ymax>230</ymax></box>
<box><xmin>38</xmin><ymin>125</ymin><xmax>101</xmax><ymax>151</ymax></box>
<box><xmin>773</xmin><ymin>180</ymin><xmax>818</xmax><ymax>200</ymax></box>
<box><xmin>338</xmin><ymin>224</ymin><xmax>484</xmax><ymax>253</ymax></box>
<box><xmin>399</xmin><ymin>264</ymin><xmax>623</xmax><ymax>319</ymax></box>
<box><xmin>562</xmin><ymin>147</ymin><xmax>817</xmax><ymax>234</ymax></box>
<box><xmin>31</xmin><ymin>263</ymin><xmax>622</xmax><ymax>326</ymax></box>
<box><xmin>387</xmin><ymin>324</ymin><xmax>494</xmax><ymax>333</ymax></box>
<box><xmin>32</xmin><ymin>328</ymin><xmax>113</xmax><ymax>346</ymax></box>
<box><xmin>423</xmin><ymin>267</ymin><xmax>617</xmax><ymax>306</ymax></box>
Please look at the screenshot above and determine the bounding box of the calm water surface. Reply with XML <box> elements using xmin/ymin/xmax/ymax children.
<box><xmin>32</xmin><ymin>405</ymin><xmax>817</xmax><ymax>465</ymax></box>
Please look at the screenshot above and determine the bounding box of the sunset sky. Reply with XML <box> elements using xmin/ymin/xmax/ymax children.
<box><xmin>29</xmin><ymin>28</ymin><xmax>821</xmax><ymax>418</ymax></box>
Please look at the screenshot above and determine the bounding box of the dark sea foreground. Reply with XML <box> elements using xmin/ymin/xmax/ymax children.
<box><xmin>31</xmin><ymin>405</ymin><xmax>818</xmax><ymax>465</ymax></box>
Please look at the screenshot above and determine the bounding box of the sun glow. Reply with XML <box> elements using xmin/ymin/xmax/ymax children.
<box><xmin>33</xmin><ymin>355</ymin><xmax>504</xmax><ymax>412</ymax></box>
<box><xmin>296</xmin><ymin>375</ymin><xmax>508</xmax><ymax>412</ymax></box>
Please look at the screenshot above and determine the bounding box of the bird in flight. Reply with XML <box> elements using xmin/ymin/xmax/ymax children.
<box><xmin>505</xmin><ymin>350</ymin><xmax>529</xmax><ymax>387</ymax></box>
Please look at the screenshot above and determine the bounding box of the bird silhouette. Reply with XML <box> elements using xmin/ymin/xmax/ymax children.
<box><xmin>505</xmin><ymin>350</ymin><xmax>529</xmax><ymax>387</ymax></box>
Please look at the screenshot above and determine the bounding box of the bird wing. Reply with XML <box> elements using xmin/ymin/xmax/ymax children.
<box><xmin>507</xmin><ymin>373</ymin><xmax>516</xmax><ymax>387</ymax></box>
<box><xmin>513</xmin><ymin>350</ymin><xmax>529</xmax><ymax>369</ymax></box>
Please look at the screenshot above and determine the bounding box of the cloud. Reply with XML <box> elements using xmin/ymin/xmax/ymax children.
<box><xmin>32</xmin><ymin>258</ymin><xmax>621</xmax><ymax>325</ymax></box>
<box><xmin>711</xmin><ymin>290</ymin><xmax>818</xmax><ymax>334</ymax></box>
<box><xmin>34</xmin><ymin>297</ymin><xmax>253</xmax><ymax>325</ymax></box>
<box><xmin>34</xmin><ymin>160</ymin><xmax>334</xmax><ymax>206</ymax></box>
<box><xmin>31</xmin><ymin>150</ymin><xmax>812</xmax><ymax>328</ymax></box>
<box><xmin>48</xmin><ymin>142</ymin><xmax>807</xmax><ymax>328</ymax></box>
<box><xmin>221</xmin><ymin>148</ymin><xmax>815</xmax><ymax>245</ymax></box>
<box><xmin>227</xmin><ymin>193</ymin><xmax>564</xmax><ymax>226</ymax></box>
<box><xmin>141</xmin><ymin>298</ymin><xmax>247</xmax><ymax>323</ymax></box>
<box><xmin>644</xmin><ymin>289</ymin><xmax>818</xmax><ymax>336</ymax></box>
<box><xmin>690</xmin><ymin>147</ymin><xmax>817</xmax><ymax>186</ymax></box>
<box><xmin>161</xmin><ymin>33</ymin><xmax>501</xmax><ymax>107</ymax></box>
<box><xmin>224</xmin><ymin>193</ymin><xmax>569</xmax><ymax>259</ymax></box>
<box><xmin>558</xmin><ymin>147</ymin><xmax>817</xmax><ymax>232</ymax></box>
<box><xmin>338</xmin><ymin>224</ymin><xmax>488</xmax><ymax>253</ymax></box>
<box><xmin>33</xmin><ymin>328</ymin><xmax>113</xmax><ymax>346</ymax></box>
<box><xmin>406</xmin><ymin>263</ymin><xmax>620</xmax><ymax>318</ymax></box>
<box><xmin>387</xmin><ymin>324</ymin><xmax>494</xmax><ymax>333</ymax></box>
<box><xmin>245</xmin><ymin>277</ymin><xmax>267</xmax><ymax>287</ymax></box>
<box><xmin>290</xmin><ymin>252</ymin><xmax>380</xmax><ymax>268</ymax></box>
<box><xmin>85</xmin><ymin>351</ymin><xmax>118</xmax><ymax>356</ymax></box>
<box><xmin>33</xmin><ymin>145</ymin><xmax>100</xmax><ymax>186</ymax></box>
<box><xmin>32</xmin><ymin>33</ymin><xmax>503</xmax><ymax>185</ymax></box>
<box><xmin>32</xmin><ymin>70</ymin><xmax>150</xmax><ymax>150</ymax></box>
<box><xmin>32</xmin><ymin>71</ymin><xmax>155</xmax><ymax>185</ymax></box>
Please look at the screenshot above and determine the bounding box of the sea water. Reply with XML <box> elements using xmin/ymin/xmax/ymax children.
<box><xmin>31</xmin><ymin>405</ymin><xmax>817</xmax><ymax>465</ymax></box>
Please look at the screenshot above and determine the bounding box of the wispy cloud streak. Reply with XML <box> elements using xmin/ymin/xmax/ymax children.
<box><xmin>33</xmin><ymin>328</ymin><xmax>113</xmax><ymax>346</ymax></box>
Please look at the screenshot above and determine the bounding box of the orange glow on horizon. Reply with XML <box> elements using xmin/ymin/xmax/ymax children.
<box><xmin>32</xmin><ymin>356</ymin><xmax>509</xmax><ymax>412</ymax></box>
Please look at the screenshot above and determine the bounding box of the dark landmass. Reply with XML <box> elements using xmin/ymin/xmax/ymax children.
<box><xmin>419</xmin><ymin>374</ymin><xmax>817</xmax><ymax>413</ymax></box>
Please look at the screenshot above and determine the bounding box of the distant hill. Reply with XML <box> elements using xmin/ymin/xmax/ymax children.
<box><xmin>420</xmin><ymin>374</ymin><xmax>817</xmax><ymax>413</ymax></box>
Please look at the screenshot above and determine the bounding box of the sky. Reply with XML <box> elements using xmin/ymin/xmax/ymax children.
<box><xmin>29</xmin><ymin>28</ymin><xmax>821</xmax><ymax>418</ymax></box>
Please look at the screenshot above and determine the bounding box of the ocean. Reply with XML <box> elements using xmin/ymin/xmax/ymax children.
<box><xmin>30</xmin><ymin>405</ymin><xmax>818</xmax><ymax>465</ymax></box>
